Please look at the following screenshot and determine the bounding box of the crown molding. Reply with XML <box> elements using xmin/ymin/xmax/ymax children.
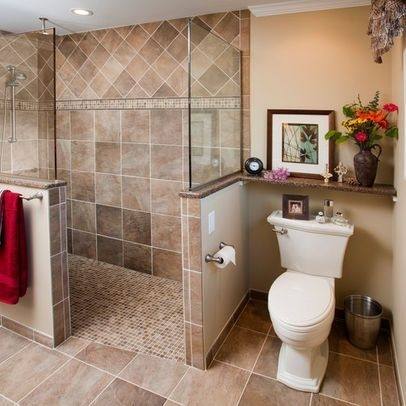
<box><xmin>249</xmin><ymin>0</ymin><xmax>371</xmax><ymax>17</ymax></box>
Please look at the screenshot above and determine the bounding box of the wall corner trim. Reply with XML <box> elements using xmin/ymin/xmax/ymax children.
<box><xmin>248</xmin><ymin>0</ymin><xmax>370</xmax><ymax>17</ymax></box>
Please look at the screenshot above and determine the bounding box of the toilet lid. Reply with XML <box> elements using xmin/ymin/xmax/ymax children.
<box><xmin>269</xmin><ymin>272</ymin><xmax>334</xmax><ymax>327</ymax></box>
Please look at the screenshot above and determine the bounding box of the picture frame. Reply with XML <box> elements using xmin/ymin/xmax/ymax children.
<box><xmin>267</xmin><ymin>110</ymin><xmax>335</xmax><ymax>179</ymax></box>
<box><xmin>282</xmin><ymin>194</ymin><xmax>309</xmax><ymax>220</ymax></box>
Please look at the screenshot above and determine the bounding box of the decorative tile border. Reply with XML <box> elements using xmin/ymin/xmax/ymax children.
<box><xmin>0</xmin><ymin>100</ymin><xmax>54</xmax><ymax>111</ymax></box>
<box><xmin>55</xmin><ymin>97</ymin><xmax>241</xmax><ymax>111</ymax></box>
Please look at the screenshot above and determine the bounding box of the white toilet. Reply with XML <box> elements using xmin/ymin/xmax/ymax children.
<box><xmin>267</xmin><ymin>210</ymin><xmax>354</xmax><ymax>393</ymax></box>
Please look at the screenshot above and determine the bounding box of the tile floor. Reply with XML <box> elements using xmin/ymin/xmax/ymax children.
<box><xmin>69</xmin><ymin>255</ymin><xmax>184</xmax><ymax>361</ymax></box>
<box><xmin>0</xmin><ymin>299</ymin><xmax>400</xmax><ymax>405</ymax></box>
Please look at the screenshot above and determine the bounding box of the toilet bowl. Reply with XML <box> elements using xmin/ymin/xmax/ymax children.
<box><xmin>267</xmin><ymin>210</ymin><xmax>354</xmax><ymax>393</ymax></box>
<box><xmin>269</xmin><ymin>271</ymin><xmax>335</xmax><ymax>392</ymax></box>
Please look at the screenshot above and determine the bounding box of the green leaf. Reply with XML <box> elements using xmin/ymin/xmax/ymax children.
<box><xmin>367</xmin><ymin>91</ymin><xmax>380</xmax><ymax>111</ymax></box>
<box><xmin>385</xmin><ymin>126</ymin><xmax>399</xmax><ymax>138</ymax></box>
<box><xmin>325</xmin><ymin>130</ymin><xmax>342</xmax><ymax>140</ymax></box>
<box><xmin>336</xmin><ymin>135</ymin><xmax>350</xmax><ymax>144</ymax></box>
<box><xmin>343</xmin><ymin>105</ymin><xmax>356</xmax><ymax>118</ymax></box>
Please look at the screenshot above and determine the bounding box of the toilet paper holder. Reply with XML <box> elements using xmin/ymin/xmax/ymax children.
<box><xmin>205</xmin><ymin>242</ymin><xmax>234</xmax><ymax>264</ymax></box>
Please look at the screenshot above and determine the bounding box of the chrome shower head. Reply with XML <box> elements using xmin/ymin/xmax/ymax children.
<box><xmin>39</xmin><ymin>17</ymin><xmax>51</xmax><ymax>35</ymax></box>
<box><xmin>6</xmin><ymin>65</ymin><xmax>27</xmax><ymax>87</ymax></box>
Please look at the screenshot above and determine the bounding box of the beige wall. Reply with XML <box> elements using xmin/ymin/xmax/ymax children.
<box><xmin>249</xmin><ymin>6</ymin><xmax>397</xmax><ymax>311</ymax></box>
<box><xmin>250</xmin><ymin>6</ymin><xmax>405</xmax><ymax>396</ymax></box>
<box><xmin>251</xmin><ymin>6</ymin><xmax>394</xmax><ymax>183</ymax></box>
<box><xmin>247</xmin><ymin>183</ymin><xmax>393</xmax><ymax>310</ymax></box>
<box><xmin>201</xmin><ymin>182</ymin><xmax>249</xmax><ymax>355</ymax></box>
<box><xmin>392</xmin><ymin>36</ymin><xmax>406</xmax><ymax>402</ymax></box>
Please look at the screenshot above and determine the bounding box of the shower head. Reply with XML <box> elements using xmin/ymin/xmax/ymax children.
<box><xmin>39</xmin><ymin>17</ymin><xmax>51</xmax><ymax>35</ymax></box>
<box><xmin>6</xmin><ymin>65</ymin><xmax>27</xmax><ymax>87</ymax></box>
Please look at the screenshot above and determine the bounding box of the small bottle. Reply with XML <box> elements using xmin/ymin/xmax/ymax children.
<box><xmin>315</xmin><ymin>211</ymin><xmax>326</xmax><ymax>223</ymax></box>
<box><xmin>323</xmin><ymin>199</ymin><xmax>334</xmax><ymax>221</ymax></box>
<box><xmin>332</xmin><ymin>211</ymin><xmax>349</xmax><ymax>227</ymax></box>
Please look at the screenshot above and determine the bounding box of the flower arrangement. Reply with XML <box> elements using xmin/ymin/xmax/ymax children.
<box><xmin>325</xmin><ymin>92</ymin><xmax>399</xmax><ymax>187</ymax></box>
<box><xmin>325</xmin><ymin>91</ymin><xmax>399</xmax><ymax>148</ymax></box>
<box><xmin>263</xmin><ymin>167</ymin><xmax>290</xmax><ymax>182</ymax></box>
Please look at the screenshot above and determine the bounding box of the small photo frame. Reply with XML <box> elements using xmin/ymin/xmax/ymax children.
<box><xmin>282</xmin><ymin>194</ymin><xmax>309</xmax><ymax>220</ymax></box>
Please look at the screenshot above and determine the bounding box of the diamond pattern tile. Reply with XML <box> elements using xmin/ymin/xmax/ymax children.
<box><xmin>55</xmin><ymin>13</ymin><xmax>242</xmax><ymax>100</ymax></box>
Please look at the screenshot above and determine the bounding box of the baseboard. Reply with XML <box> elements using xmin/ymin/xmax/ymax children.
<box><xmin>390</xmin><ymin>320</ymin><xmax>405</xmax><ymax>405</ymax></box>
<box><xmin>0</xmin><ymin>315</ymin><xmax>54</xmax><ymax>348</ymax></box>
<box><xmin>205</xmin><ymin>291</ymin><xmax>250</xmax><ymax>368</ymax></box>
<box><xmin>249</xmin><ymin>289</ymin><xmax>268</xmax><ymax>301</ymax></box>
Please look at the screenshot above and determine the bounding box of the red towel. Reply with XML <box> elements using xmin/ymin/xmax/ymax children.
<box><xmin>0</xmin><ymin>191</ymin><xmax>28</xmax><ymax>304</ymax></box>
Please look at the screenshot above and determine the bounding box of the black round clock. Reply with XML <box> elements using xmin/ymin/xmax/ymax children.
<box><xmin>244</xmin><ymin>157</ymin><xmax>263</xmax><ymax>175</ymax></box>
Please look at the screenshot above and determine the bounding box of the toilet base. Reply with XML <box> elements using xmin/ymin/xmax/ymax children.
<box><xmin>277</xmin><ymin>339</ymin><xmax>329</xmax><ymax>393</ymax></box>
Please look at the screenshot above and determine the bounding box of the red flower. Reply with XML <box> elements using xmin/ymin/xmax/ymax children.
<box><xmin>379</xmin><ymin>120</ymin><xmax>389</xmax><ymax>129</ymax></box>
<box><xmin>354</xmin><ymin>131</ymin><xmax>368</xmax><ymax>142</ymax></box>
<box><xmin>383</xmin><ymin>103</ymin><xmax>399</xmax><ymax>113</ymax></box>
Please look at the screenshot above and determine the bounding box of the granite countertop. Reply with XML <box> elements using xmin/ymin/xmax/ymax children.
<box><xmin>0</xmin><ymin>174</ymin><xmax>67</xmax><ymax>190</ymax></box>
<box><xmin>180</xmin><ymin>172</ymin><xmax>397</xmax><ymax>199</ymax></box>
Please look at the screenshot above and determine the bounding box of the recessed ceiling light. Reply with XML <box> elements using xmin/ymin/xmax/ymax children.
<box><xmin>70</xmin><ymin>8</ymin><xmax>94</xmax><ymax>16</ymax></box>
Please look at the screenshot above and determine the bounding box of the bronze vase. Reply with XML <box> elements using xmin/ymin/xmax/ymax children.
<box><xmin>353</xmin><ymin>144</ymin><xmax>382</xmax><ymax>187</ymax></box>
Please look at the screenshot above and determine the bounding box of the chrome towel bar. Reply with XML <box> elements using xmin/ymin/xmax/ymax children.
<box><xmin>20</xmin><ymin>192</ymin><xmax>43</xmax><ymax>201</ymax></box>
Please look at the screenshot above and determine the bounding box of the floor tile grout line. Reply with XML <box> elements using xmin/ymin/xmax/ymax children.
<box><xmin>71</xmin><ymin>350</ymin><xmax>186</xmax><ymax>403</ymax></box>
<box><xmin>318</xmin><ymin>393</ymin><xmax>361</xmax><ymax>406</ymax></box>
<box><xmin>328</xmin><ymin>350</ymin><xmax>379</xmax><ymax>365</ymax></box>
<box><xmin>16</xmin><ymin>356</ymin><xmax>73</xmax><ymax>404</ymax></box>
<box><xmin>215</xmin><ymin>358</ymin><xmax>362</xmax><ymax>406</ymax></box>
<box><xmin>376</xmin><ymin>346</ymin><xmax>384</xmax><ymax>406</ymax></box>
<box><xmin>54</xmin><ymin>337</ymin><xmax>91</xmax><ymax>357</ymax></box>
<box><xmin>209</xmin><ymin>300</ymin><xmax>250</xmax><ymax>368</ymax></box>
<box><xmin>165</xmin><ymin>365</ymin><xmax>191</xmax><ymax>404</ymax></box>
<box><xmin>233</xmin><ymin>325</ymin><xmax>269</xmax><ymax>336</ymax></box>
<box><xmin>88</xmin><ymin>350</ymin><xmax>138</xmax><ymax>405</ymax></box>
<box><xmin>0</xmin><ymin>341</ymin><xmax>32</xmax><ymax>369</ymax></box>
<box><xmin>87</xmin><ymin>375</ymin><xmax>116</xmax><ymax>406</ymax></box>
<box><xmin>0</xmin><ymin>392</ymin><xmax>18</xmax><ymax>405</ymax></box>
<box><xmin>234</xmin><ymin>324</ymin><xmax>272</xmax><ymax>406</ymax></box>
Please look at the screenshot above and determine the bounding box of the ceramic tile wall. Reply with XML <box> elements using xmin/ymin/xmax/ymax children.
<box><xmin>57</xmin><ymin>108</ymin><xmax>186</xmax><ymax>281</ymax></box>
<box><xmin>0</xmin><ymin>30</ymin><xmax>55</xmax><ymax>178</ymax></box>
<box><xmin>182</xmin><ymin>197</ymin><xmax>204</xmax><ymax>367</ymax></box>
<box><xmin>49</xmin><ymin>186</ymin><xmax>71</xmax><ymax>346</ymax></box>
<box><xmin>56</xmin><ymin>11</ymin><xmax>250</xmax><ymax>282</ymax></box>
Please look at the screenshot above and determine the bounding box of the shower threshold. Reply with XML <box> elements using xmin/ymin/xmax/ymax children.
<box><xmin>68</xmin><ymin>255</ymin><xmax>184</xmax><ymax>362</ymax></box>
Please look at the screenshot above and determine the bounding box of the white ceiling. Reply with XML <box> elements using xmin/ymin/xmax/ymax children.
<box><xmin>0</xmin><ymin>0</ymin><xmax>268</xmax><ymax>35</ymax></box>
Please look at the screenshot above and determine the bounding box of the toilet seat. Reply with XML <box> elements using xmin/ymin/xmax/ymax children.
<box><xmin>269</xmin><ymin>271</ymin><xmax>335</xmax><ymax>330</ymax></box>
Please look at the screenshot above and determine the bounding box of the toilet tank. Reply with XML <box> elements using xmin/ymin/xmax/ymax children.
<box><xmin>267</xmin><ymin>210</ymin><xmax>354</xmax><ymax>278</ymax></box>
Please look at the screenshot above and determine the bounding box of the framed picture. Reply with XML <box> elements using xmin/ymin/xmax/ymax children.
<box><xmin>282</xmin><ymin>194</ymin><xmax>309</xmax><ymax>220</ymax></box>
<box><xmin>267</xmin><ymin>110</ymin><xmax>335</xmax><ymax>179</ymax></box>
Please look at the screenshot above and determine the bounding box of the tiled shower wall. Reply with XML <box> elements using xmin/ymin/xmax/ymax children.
<box><xmin>0</xmin><ymin>30</ymin><xmax>55</xmax><ymax>178</ymax></box>
<box><xmin>55</xmin><ymin>11</ymin><xmax>250</xmax><ymax>280</ymax></box>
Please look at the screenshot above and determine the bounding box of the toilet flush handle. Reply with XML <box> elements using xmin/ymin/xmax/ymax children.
<box><xmin>272</xmin><ymin>227</ymin><xmax>288</xmax><ymax>235</ymax></box>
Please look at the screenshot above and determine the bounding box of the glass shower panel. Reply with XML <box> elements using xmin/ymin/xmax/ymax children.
<box><xmin>0</xmin><ymin>28</ymin><xmax>56</xmax><ymax>179</ymax></box>
<box><xmin>189</xmin><ymin>20</ymin><xmax>242</xmax><ymax>188</ymax></box>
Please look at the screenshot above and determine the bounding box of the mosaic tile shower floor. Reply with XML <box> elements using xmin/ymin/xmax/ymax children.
<box><xmin>68</xmin><ymin>255</ymin><xmax>184</xmax><ymax>362</ymax></box>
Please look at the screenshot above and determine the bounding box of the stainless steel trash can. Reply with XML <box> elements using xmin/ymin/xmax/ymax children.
<box><xmin>344</xmin><ymin>295</ymin><xmax>383</xmax><ymax>349</ymax></box>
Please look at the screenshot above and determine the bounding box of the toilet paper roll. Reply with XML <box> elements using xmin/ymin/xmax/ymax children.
<box><xmin>213</xmin><ymin>245</ymin><xmax>236</xmax><ymax>269</ymax></box>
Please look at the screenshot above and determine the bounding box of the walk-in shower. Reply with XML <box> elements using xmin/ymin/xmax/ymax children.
<box><xmin>0</xmin><ymin>27</ymin><xmax>56</xmax><ymax>177</ymax></box>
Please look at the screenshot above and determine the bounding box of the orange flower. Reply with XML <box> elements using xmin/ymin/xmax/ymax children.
<box><xmin>356</xmin><ymin>109</ymin><xmax>387</xmax><ymax>125</ymax></box>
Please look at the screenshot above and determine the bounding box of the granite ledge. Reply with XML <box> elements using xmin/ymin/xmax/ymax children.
<box><xmin>180</xmin><ymin>172</ymin><xmax>397</xmax><ymax>199</ymax></box>
<box><xmin>0</xmin><ymin>174</ymin><xmax>67</xmax><ymax>190</ymax></box>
